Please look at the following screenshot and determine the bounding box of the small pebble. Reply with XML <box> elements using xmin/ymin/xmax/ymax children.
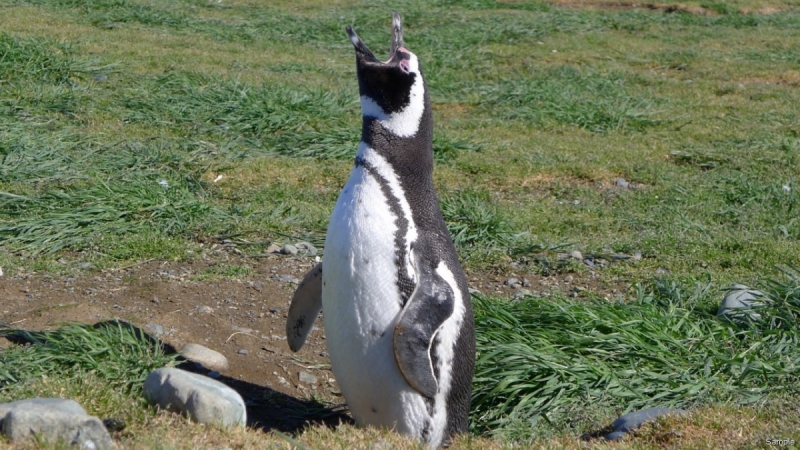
<box><xmin>145</xmin><ymin>323</ymin><xmax>163</xmax><ymax>336</ymax></box>
<box><xmin>281</xmin><ymin>244</ymin><xmax>298</xmax><ymax>255</ymax></box>
<box><xmin>237</xmin><ymin>349</ymin><xmax>249</xmax><ymax>356</ymax></box>
<box><xmin>151</xmin><ymin>296</ymin><xmax>160</xmax><ymax>304</ymax></box>
<box><xmin>614</xmin><ymin>178</ymin><xmax>629</xmax><ymax>189</ymax></box>
<box><xmin>299</xmin><ymin>371</ymin><xmax>318</xmax><ymax>385</ymax></box>
<box><xmin>505</xmin><ymin>278</ymin><xmax>519</xmax><ymax>286</ymax></box>
<box><xmin>569</xmin><ymin>251</ymin><xmax>583</xmax><ymax>261</ymax></box>
<box><xmin>584</xmin><ymin>259</ymin><xmax>595</xmax><ymax>267</ymax></box>
<box><xmin>295</xmin><ymin>242</ymin><xmax>318</xmax><ymax>256</ymax></box>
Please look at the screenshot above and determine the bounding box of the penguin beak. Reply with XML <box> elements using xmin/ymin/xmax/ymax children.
<box><xmin>347</xmin><ymin>11</ymin><xmax>406</xmax><ymax>65</ymax></box>
<box><xmin>389</xmin><ymin>10</ymin><xmax>404</xmax><ymax>58</ymax></box>
<box><xmin>346</xmin><ymin>25</ymin><xmax>380</xmax><ymax>63</ymax></box>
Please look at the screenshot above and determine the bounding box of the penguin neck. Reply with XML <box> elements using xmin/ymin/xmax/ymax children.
<box><xmin>359</xmin><ymin>90</ymin><xmax>434</xmax><ymax>186</ymax></box>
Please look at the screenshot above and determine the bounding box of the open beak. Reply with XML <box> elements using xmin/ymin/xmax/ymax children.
<box><xmin>346</xmin><ymin>11</ymin><xmax>405</xmax><ymax>64</ymax></box>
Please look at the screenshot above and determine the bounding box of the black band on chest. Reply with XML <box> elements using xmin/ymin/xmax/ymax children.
<box><xmin>355</xmin><ymin>156</ymin><xmax>417</xmax><ymax>305</ymax></box>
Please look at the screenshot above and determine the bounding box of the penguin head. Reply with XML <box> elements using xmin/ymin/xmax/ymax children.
<box><xmin>346</xmin><ymin>12</ymin><xmax>425</xmax><ymax>119</ymax></box>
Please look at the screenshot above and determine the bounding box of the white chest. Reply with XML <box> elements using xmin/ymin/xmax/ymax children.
<box><xmin>321</xmin><ymin>151</ymin><xmax>429</xmax><ymax>436</ymax></box>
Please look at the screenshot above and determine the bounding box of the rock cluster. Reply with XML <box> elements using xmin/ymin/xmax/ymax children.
<box><xmin>1</xmin><ymin>340</ymin><xmax>246</xmax><ymax>448</ymax></box>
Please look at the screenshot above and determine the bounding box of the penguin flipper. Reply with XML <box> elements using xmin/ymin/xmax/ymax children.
<box><xmin>393</xmin><ymin>272</ymin><xmax>455</xmax><ymax>398</ymax></box>
<box><xmin>286</xmin><ymin>262</ymin><xmax>323</xmax><ymax>352</ymax></box>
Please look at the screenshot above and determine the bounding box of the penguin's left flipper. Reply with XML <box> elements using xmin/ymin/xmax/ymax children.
<box><xmin>393</xmin><ymin>272</ymin><xmax>455</xmax><ymax>399</ymax></box>
<box><xmin>286</xmin><ymin>262</ymin><xmax>323</xmax><ymax>352</ymax></box>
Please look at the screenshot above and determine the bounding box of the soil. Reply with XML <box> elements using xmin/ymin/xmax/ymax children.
<box><xmin>0</xmin><ymin>248</ymin><xmax>626</xmax><ymax>432</ymax></box>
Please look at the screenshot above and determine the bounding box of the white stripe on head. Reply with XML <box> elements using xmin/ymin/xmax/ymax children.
<box><xmin>360</xmin><ymin>54</ymin><xmax>425</xmax><ymax>138</ymax></box>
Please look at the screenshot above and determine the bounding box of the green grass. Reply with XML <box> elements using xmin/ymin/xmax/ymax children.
<box><xmin>471</xmin><ymin>267</ymin><xmax>800</xmax><ymax>439</ymax></box>
<box><xmin>2</xmin><ymin>0</ymin><xmax>800</xmax><ymax>445</ymax></box>
<box><xmin>0</xmin><ymin>320</ymin><xmax>177</xmax><ymax>395</ymax></box>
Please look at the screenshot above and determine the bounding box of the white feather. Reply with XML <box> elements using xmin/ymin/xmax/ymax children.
<box><xmin>360</xmin><ymin>54</ymin><xmax>425</xmax><ymax>138</ymax></box>
<box><xmin>323</xmin><ymin>156</ymin><xmax>427</xmax><ymax>436</ymax></box>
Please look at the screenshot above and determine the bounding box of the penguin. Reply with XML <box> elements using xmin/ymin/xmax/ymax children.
<box><xmin>286</xmin><ymin>12</ymin><xmax>475</xmax><ymax>448</ymax></box>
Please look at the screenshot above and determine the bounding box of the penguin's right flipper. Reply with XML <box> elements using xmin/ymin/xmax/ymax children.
<box><xmin>286</xmin><ymin>262</ymin><xmax>323</xmax><ymax>352</ymax></box>
<box><xmin>393</xmin><ymin>271</ymin><xmax>455</xmax><ymax>399</ymax></box>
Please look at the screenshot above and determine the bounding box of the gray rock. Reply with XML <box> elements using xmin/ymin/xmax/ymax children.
<box><xmin>145</xmin><ymin>323</ymin><xmax>163</xmax><ymax>336</ymax></box>
<box><xmin>180</xmin><ymin>343</ymin><xmax>229</xmax><ymax>372</ymax></box>
<box><xmin>604</xmin><ymin>407</ymin><xmax>687</xmax><ymax>440</ymax></box>
<box><xmin>614</xmin><ymin>178</ymin><xmax>629</xmax><ymax>189</ymax></box>
<box><xmin>266</xmin><ymin>244</ymin><xmax>283</xmax><ymax>254</ymax></box>
<box><xmin>143</xmin><ymin>368</ymin><xmax>246</xmax><ymax>427</ymax></box>
<box><xmin>511</xmin><ymin>289</ymin><xmax>532</xmax><ymax>300</ymax></box>
<box><xmin>281</xmin><ymin>244</ymin><xmax>298</xmax><ymax>255</ymax></box>
<box><xmin>298</xmin><ymin>371</ymin><xmax>318</xmax><ymax>385</ymax></box>
<box><xmin>275</xmin><ymin>274</ymin><xmax>298</xmax><ymax>284</ymax></box>
<box><xmin>604</xmin><ymin>431</ymin><xmax>627</xmax><ymax>441</ymax></box>
<box><xmin>237</xmin><ymin>349</ymin><xmax>249</xmax><ymax>356</ymax></box>
<box><xmin>0</xmin><ymin>398</ymin><xmax>113</xmax><ymax>449</ymax></box>
<box><xmin>504</xmin><ymin>278</ymin><xmax>519</xmax><ymax>286</ymax></box>
<box><xmin>717</xmin><ymin>284</ymin><xmax>767</xmax><ymax>322</ymax></box>
<box><xmin>295</xmin><ymin>242</ymin><xmax>318</xmax><ymax>256</ymax></box>
<box><xmin>569</xmin><ymin>250</ymin><xmax>583</xmax><ymax>261</ymax></box>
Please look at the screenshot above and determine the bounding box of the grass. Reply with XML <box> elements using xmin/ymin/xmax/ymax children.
<box><xmin>0</xmin><ymin>320</ymin><xmax>177</xmax><ymax>395</ymax></box>
<box><xmin>1</xmin><ymin>0</ymin><xmax>800</xmax><ymax>447</ymax></box>
<box><xmin>472</xmin><ymin>268</ymin><xmax>800</xmax><ymax>440</ymax></box>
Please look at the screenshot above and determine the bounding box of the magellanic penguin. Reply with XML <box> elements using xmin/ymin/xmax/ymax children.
<box><xmin>286</xmin><ymin>12</ymin><xmax>475</xmax><ymax>448</ymax></box>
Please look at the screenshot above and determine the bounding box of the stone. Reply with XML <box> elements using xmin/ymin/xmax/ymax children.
<box><xmin>295</xmin><ymin>241</ymin><xmax>318</xmax><ymax>256</ymax></box>
<box><xmin>717</xmin><ymin>284</ymin><xmax>767</xmax><ymax>323</ymax></box>
<box><xmin>604</xmin><ymin>407</ymin><xmax>687</xmax><ymax>440</ymax></box>
<box><xmin>0</xmin><ymin>398</ymin><xmax>113</xmax><ymax>449</ymax></box>
<box><xmin>237</xmin><ymin>349</ymin><xmax>249</xmax><ymax>355</ymax></box>
<box><xmin>197</xmin><ymin>305</ymin><xmax>214</xmax><ymax>314</ymax></box>
<box><xmin>275</xmin><ymin>274</ymin><xmax>298</xmax><ymax>284</ymax></box>
<box><xmin>145</xmin><ymin>323</ymin><xmax>163</xmax><ymax>337</ymax></box>
<box><xmin>504</xmin><ymin>278</ymin><xmax>519</xmax><ymax>286</ymax></box>
<box><xmin>298</xmin><ymin>371</ymin><xmax>318</xmax><ymax>385</ymax></box>
<box><xmin>180</xmin><ymin>343</ymin><xmax>229</xmax><ymax>372</ymax></box>
<box><xmin>569</xmin><ymin>250</ymin><xmax>583</xmax><ymax>261</ymax></box>
<box><xmin>266</xmin><ymin>244</ymin><xmax>282</xmax><ymax>254</ymax></box>
<box><xmin>281</xmin><ymin>244</ymin><xmax>298</xmax><ymax>255</ymax></box>
<box><xmin>511</xmin><ymin>289</ymin><xmax>532</xmax><ymax>300</ymax></box>
<box><xmin>614</xmin><ymin>178</ymin><xmax>629</xmax><ymax>189</ymax></box>
<box><xmin>143</xmin><ymin>368</ymin><xmax>246</xmax><ymax>427</ymax></box>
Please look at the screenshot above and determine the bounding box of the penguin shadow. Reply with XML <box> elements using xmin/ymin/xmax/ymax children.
<box><xmin>102</xmin><ymin>320</ymin><xmax>352</xmax><ymax>433</ymax></box>
<box><xmin>187</xmin><ymin>370</ymin><xmax>353</xmax><ymax>434</ymax></box>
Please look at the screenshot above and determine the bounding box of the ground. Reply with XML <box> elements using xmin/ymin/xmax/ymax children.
<box><xmin>0</xmin><ymin>248</ymin><xmax>621</xmax><ymax>433</ymax></box>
